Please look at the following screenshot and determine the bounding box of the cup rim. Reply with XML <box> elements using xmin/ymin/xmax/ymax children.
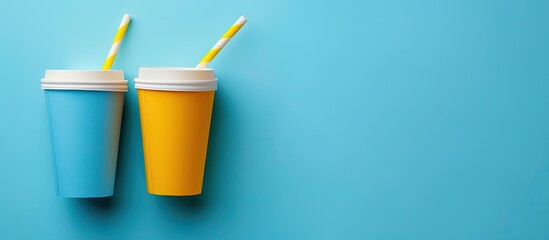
<box><xmin>42</xmin><ymin>70</ymin><xmax>128</xmax><ymax>92</ymax></box>
<box><xmin>139</xmin><ymin>67</ymin><xmax>213</xmax><ymax>71</ymax></box>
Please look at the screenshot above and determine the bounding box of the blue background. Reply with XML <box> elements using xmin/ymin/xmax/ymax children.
<box><xmin>1</xmin><ymin>0</ymin><xmax>549</xmax><ymax>239</ymax></box>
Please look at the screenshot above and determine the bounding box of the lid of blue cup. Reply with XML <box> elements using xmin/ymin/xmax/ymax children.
<box><xmin>41</xmin><ymin>70</ymin><xmax>128</xmax><ymax>92</ymax></box>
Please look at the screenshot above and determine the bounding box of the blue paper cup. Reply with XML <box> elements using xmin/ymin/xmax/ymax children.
<box><xmin>41</xmin><ymin>70</ymin><xmax>128</xmax><ymax>198</ymax></box>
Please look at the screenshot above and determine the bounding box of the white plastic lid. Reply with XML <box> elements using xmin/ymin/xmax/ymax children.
<box><xmin>41</xmin><ymin>70</ymin><xmax>128</xmax><ymax>92</ymax></box>
<box><xmin>135</xmin><ymin>67</ymin><xmax>217</xmax><ymax>92</ymax></box>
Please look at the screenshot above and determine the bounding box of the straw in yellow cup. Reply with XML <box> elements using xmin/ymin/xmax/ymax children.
<box><xmin>196</xmin><ymin>16</ymin><xmax>247</xmax><ymax>69</ymax></box>
<box><xmin>134</xmin><ymin>16</ymin><xmax>247</xmax><ymax>196</ymax></box>
<box><xmin>103</xmin><ymin>14</ymin><xmax>131</xmax><ymax>70</ymax></box>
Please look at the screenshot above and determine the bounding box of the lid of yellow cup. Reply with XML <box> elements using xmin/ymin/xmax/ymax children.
<box><xmin>135</xmin><ymin>67</ymin><xmax>217</xmax><ymax>92</ymax></box>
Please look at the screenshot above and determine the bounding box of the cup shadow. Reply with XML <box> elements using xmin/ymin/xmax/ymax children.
<box><xmin>157</xmin><ymin>194</ymin><xmax>207</xmax><ymax>216</ymax></box>
<box><xmin>69</xmin><ymin>196</ymin><xmax>116</xmax><ymax>218</ymax></box>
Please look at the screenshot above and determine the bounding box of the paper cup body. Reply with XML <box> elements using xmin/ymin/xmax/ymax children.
<box><xmin>42</xmin><ymin>70</ymin><xmax>127</xmax><ymax>198</ymax></box>
<box><xmin>135</xmin><ymin>67</ymin><xmax>217</xmax><ymax>196</ymax></box>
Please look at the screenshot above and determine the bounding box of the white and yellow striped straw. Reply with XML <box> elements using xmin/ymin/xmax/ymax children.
<box><xmin>196</xmin><ymin>16</ymin><xmax>247</xmax><ymax>69</ymax></box>
<box><xmin>102</xmin><ymin>14</ymin><xmax>131</xmax><ymax>70</ymax></box>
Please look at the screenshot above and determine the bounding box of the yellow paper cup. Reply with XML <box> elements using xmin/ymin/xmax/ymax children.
<box><xmin>135</xmin><ymin>67</ymin><xmax>217</xmax><ymax>196</ymax></box>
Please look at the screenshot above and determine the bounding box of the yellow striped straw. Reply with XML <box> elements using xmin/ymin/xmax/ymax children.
<box><xmin>196</xmin><ymin>16</ymin><xmax>247</xmax><ymax>69</ymax></box>
<box><xmin>102</xmin><ymin>14</ymin><xmax>131</xmax><ymax>70</ymax></box>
